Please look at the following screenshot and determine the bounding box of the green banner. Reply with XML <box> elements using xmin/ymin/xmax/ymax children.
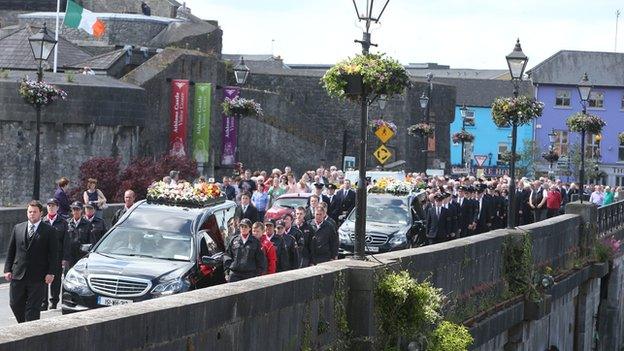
<box><xmin>192</xmin><ymin>83</ymin><xmax>212</xmax><ymax>163</ymax></box>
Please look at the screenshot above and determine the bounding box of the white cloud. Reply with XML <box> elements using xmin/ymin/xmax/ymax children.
<box><xmin>185</xmin><ymin>0</ymin><xmax>623</xmax><ymax>69</ymax></box>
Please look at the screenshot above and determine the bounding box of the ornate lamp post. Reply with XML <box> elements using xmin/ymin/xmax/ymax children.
<box><xmin>577</xmin><ymin>73</ymin><xmax>592</xmax><ymax>202</ymax></box>
<box><xmin>505</xmin><ymin>39</ymin><xmax>528</xmax><ymax>229</ymax></box>
<box><xmin>419</xmin><ymin>73</ymin><xmax>433</xmax><ymax>171</ymax></box>
<box><xmin>351</xmin><ymin>0</ymin><xmax>390</xmax><ymax>260</ymax></box>
<box><xmin>547</xmin><ymin>129</ymin><xmax>557</xmax><ymax>175</ymax></box>
<box><xmin>459</xmin><ymin>104</ymin><xmax>468</xmax><ymax>168</ymax></box>
<box><xmin>28</xmin><ymin>23</ymin><xmax>57</xmax><ymax>200</ymax></box>
<box><xmin>233</xmin><ymin>56</ymin><xmax>250</xmax><ymax>86</ymax></box>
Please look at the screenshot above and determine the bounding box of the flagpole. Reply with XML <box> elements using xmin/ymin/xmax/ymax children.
<box><xmin>53</xmin><ymin>0</ymin><xmax>61</xmax><ymax>73</ymax></box>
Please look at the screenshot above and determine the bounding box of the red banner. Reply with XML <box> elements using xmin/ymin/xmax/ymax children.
<box><xmin>169</xmin><ymin>79</ymin><xmax>190</xmax><ymax>157</ymax></box>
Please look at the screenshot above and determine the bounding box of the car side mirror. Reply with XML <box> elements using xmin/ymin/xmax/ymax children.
<box><xmin>201</xmin><ymin>252</ymin><xmax>224</xmax><ymax>268</ymax></box>
<box><xmin>80</xmin><ymin>244</ymin><xmax>92</xmax><ymax>253</ymax></box>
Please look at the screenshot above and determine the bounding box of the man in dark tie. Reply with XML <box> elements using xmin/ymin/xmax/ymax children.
<box><xmin>337</xmin><ymin>179</ymin><xmax>356</xmax><ymax>220</ymax></box>
<box><xmin>4</xmin><ymin>200</ymin><xmax>58</xmax><ymax>323</ymax></box>
<box><xmin>234</xmin><ymin>192</ymin><xmax>259</xmax><ymax>223</ymax></box>
<box><xmin>322</xmin><ymin>183</ymin><xmax>342</xmax><ymax>223</ymax></box>
<box><xmin>425</xmin><ymin>194</ymin><xmax>448</xmax><ymax>245</ymax></box>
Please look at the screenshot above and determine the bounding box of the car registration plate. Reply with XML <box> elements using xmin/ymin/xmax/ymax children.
<box><xmin>365</xmin><ymin>246</ymin><xmax>379</xmax><ymax>253</ymax></box>
<box><xmin>97</xmin><ymin>296</ymin><xmax>133</xmax><ymax>306</ymax></box>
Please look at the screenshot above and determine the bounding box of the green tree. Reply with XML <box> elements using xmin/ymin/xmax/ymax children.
<box><xmin>517</xmin><ymin>139</ymin><xmax>542</xmax><ymax>178</ymax></box>
<box><xmin>568</xmin><ymin>142</ymin><xmax>601</xmax><ymax>182</ymax></box>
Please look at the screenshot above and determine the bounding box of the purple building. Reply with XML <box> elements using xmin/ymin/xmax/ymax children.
<box><xmin>528</xmin><ymin>50</ymin><xmax>624</xmax><ymax>186</ymax></box>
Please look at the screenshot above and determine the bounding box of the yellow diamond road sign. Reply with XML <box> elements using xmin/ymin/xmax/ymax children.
<box><xmin>374</xmin><ymin>125</ymin><xmax>394</xmax><ymax>144</ymax></box>
<box><xmin>373</xmin><ymin>144</ymin><xmax>392</xmax><ymax>165</ymax></box>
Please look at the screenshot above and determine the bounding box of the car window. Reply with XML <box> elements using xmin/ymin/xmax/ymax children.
<box><xmin>96</xmin><ymin>227</ymin><xmax>193</xmax><ymax>261</ymax></box>
<box><xmin>347</xmin><ymin>196</ymin><xmax>409</xmax><ymax>225</ymax></box>
<box><xmin>274</xmin><ymin>197</ymin><xmax>309</xmax><ymax>209</ymax></box>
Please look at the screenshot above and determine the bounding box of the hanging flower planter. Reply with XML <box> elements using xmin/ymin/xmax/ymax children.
<box><xmin>491</xmin><ymin>95</ymin><xmax>544</xmax><ymax>127</ymax></box>
<box><xmin>18</xmin><ymin>78</ymin><xmax>67</xmax><ymax>106</ymax></box>
<box><xmin>566</xmin><ymin>112</ymin><xmax>606</xmax><ymax>134</ymax></box>
<box><xmin>321</xmin><ymin>53</ymin><xmax>410</xmax><ymax>102</ymax></box>
<box><xmin>221</xmin><ymin>96</ymin><xmax>263</xmax><ymax>118</ymax></box>
<box><xmin>619</xmin><ymin>132</ymin><xmax>624</xmax><ymax>144</ymax></box>
<box><xmin>499</xmin><ymin>151</ymin><xmax>521</xmax><ymax>164</ymax></box>
<box><xmin>452</xmin><ymin>130</ymin><xmax>475</xmax><ymax>143</ymax></box>
<box><xmin>408</xmin><ymin>122</ymin><xmax>434</xmax><ymax>137</ymax></box>
<box><xmin>541</xmin><ymin>150</ymin><xmax>560</xmax><ymax>163</ymax></box>
<box><xmin>369</xmin><ymin>118</ymin><xmax>397</xmax><ymax>133</ymax></box>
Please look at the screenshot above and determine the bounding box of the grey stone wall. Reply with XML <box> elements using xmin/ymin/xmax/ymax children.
<box><xmin>0</xmin><ymin>73</ymin><xmax>146</xmax><ymax>205</ymax></box>
<box><xmin>77</xmin><ymin>0</ymin><xmax>179</xmax><ymax>18</ymax></box>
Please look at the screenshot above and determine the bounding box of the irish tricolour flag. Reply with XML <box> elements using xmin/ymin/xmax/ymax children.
<box><xmin>64</xmin><ymin>0</ymin><xmax>105</xmax><ymax>38</ymax></box>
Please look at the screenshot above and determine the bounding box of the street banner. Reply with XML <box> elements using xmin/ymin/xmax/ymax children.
<box><xmin>220</xmin><ymin>86</ymin><xmax>240</xmax><ymax>165</ymax></box>
<box><xmin>169</xmin><ymin>79</ymin><xmax>190</xmax><ymax>157</ymax></box>
<box><xmin>192</xmin><ymin>83</ymin><xmax>212</xmax><ymax>164</ymax></box>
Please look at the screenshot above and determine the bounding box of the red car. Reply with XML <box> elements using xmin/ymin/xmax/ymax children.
<box><xmin>264</xmin><ymin>193</ymin><xmax>312</xmax><ymax>221</ymax></box>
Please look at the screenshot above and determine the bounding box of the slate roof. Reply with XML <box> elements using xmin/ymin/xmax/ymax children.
<box><xmin>148</xmin><ymin>20</ymin><xmax>217</xmax><ymax>47</ymax></box>
<box><xmin>435</xmin><ymin>78</ymin><xmax>534</xmax><ymax>107</ymax></box>
<box><xmin>0</xmin><ymin>25</ymin><xmax>92</xmax><ymax>70</ymax></box>
<box><xmin>528</xmin><ymin>50</ymin><xmax>624</xmax><ymax>87</ymax></box>
<box><xmin>223</xmin><ymin>54</ymin><xmax>291</xmax><ymax>72</ymax></box>
<box><xmin>69</xmin><ymin>49</ymin><xmax>126</xmax><ymax>70</ymax></box>
<box><xmin>407</xmin><ymin>68</ymin><xmax>508</xmax><ymax>80</ymax></box>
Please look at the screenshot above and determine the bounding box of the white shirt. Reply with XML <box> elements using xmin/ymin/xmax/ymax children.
<box><xmin>28</xmin><ymin>220</ymin><xmax>41</xmax><ymax>235</ymax></box>
<box><xmin>240</xmin><ymin>234</ymin><xmax>249</xmax><ymax>245</ymax></box>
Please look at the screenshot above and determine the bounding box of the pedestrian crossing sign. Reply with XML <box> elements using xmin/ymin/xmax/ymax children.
<box><xmin>374</xmin><ymin>125</ymin><xmax>394</xmax><ymax>144</ymax></box>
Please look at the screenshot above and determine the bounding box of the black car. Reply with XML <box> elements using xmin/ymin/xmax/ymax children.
<box><xmin>61</xmin><ymin>198</ymin><xmax>236</xmax><ymax>314</ymax></box>
<box><xmin>338</xmin><ymin>192</ymin><xmax>426</xmax><ymax>255</ymax></box>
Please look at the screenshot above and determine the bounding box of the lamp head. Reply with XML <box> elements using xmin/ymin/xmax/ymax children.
<box><xmin>505</xmin><ymin>39</ymin><xmax>528</xmax><ymax>80</ymax></box>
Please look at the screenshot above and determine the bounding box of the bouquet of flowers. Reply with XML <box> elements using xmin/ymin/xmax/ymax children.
<box><xmin>221</xmin><ymin>96</ymin><xmax>263</xmax><ymax>118</ymax></box>
<box><xmin>408</xmin><ymin>123</ymin><xmax>435</xmax><ymax>137</ymax></box>
<box><xmin>491</xmin><ymin>95</ymin><xmax>544</xmax><ymax>127</ymax></box>
<box><xmin>18</xmin><ymin>78</ymin><xmax>67</xmax><ymax>106</ymax></box>
<box><xmin>541</xmin><ymin>150</ymin><xmax>560</xmax><ymax>163</ymax></box>
<box><xmin>452</xmin><ymin>130</ymin><xmax>475</xmax><ymax>143</ymax></box>
<box><xmin>368</xmin><ymin>177</ymin><xmax>414</xmax><ymax>195</ymax></box>
<box><xmin>566</xmin><ymin>112</ymin><xmax>606</xmax><ymax>134</ymax></box>
<box><xmin>370</xmin><ymin>118</ymin><xmax>398</xmax><ymax>133</ymax></box>
<box><xmin>321</xmin><ymin>53</ymin><xmax>410</xmax><ymax>102</ymax></box>
<box><xmin>147</xmin><ymin>181</ymin><xmax>222</xmax><ymax>207</ymax></box>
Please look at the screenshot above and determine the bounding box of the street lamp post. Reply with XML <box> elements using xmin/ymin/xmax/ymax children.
<box><xmin>459</xmin><ymin>104</ymin><xmax>468</xmax><ymax>169</ymax></box>
<box><xmin>577</xmin><ymin>73</ymin><xmax>592</xmax><ymax>203</ymax></box>
<box><xmin>419</xmin><ymin>73</ymin><xmax>433</xmax><ymax>171</ymax></box>
<box><xmin>547</xmin><ymin>129</ymin><xmax>557</xmax><ymax>176</ymax></box>
<box><xmin>28</xmin><ymin>23</ymin><xmax>57</xmax><ymax>200</ymax></box>
<box><xmin>232</xmin><ymin>57</ymin><xmax>250</xmax><ymax>164</ymax></box>
<box><xmin>505</xmin><ymin>39</ymin><xmax>528</xmax><ymax>229</ymax></box>
<box><xmin>351</xmin><ymin>0</ymin><xmax>390</xmax><ymax>260</ymax></box>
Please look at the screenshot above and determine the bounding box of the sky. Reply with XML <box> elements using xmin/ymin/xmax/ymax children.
<box><xmin>184</xmin><ymin>0</ymin><xmax>623</xmax><ymax>70</ymax></box>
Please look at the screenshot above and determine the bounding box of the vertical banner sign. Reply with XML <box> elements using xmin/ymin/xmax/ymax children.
<box><xmin>192</xmin><ymin>83</ymin><xmax>212</xmax><ymax>164</ymax></box>
<box><xmin>220</xmin><ymin>86</ymin><xmax>240</xmax><ymax>165</ymax></box>
<box><xmin>169</xmin><ymin>79</ymin><xmax>190</xmax><ymax>157</ymax></box>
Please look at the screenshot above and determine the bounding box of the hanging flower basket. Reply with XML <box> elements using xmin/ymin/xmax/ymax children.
<box><xmin>408</xmin><ymin>123</ymin><xmax>434</xmax><ymax>137</ymax></box>
<box><xmin>221</xmin><ymin>96</ymin><xmax>263</xmax><ymax>118</ymax></box>
<box><xmin>452</xmin><ymin>130</ymin><xmax>475</xmax><ymax>143</ymax></box>
<box><xmin>491</xmin><ymin>95</ymin><xmax>544</xmax><ymax>127</ymax></box>
<box><xmin>566</xmin><ymin>112</ymin><xmax>606</xmax><ymax>134</ymax></box>
<box><xmin>369</xmin><ymin>119</ymin><xmax>398</xmax><ymax>133</ymax></box>
<box><xmin>499</xmin><ymin>151</ymin><xmax>521</xmax><ymax>164</ymax></box>
<box><xmin>618</xmin><ymin>132</ymin><xmax>624</xmax><ymax>144</ymax></box>
<box><xmin>321</xmin><ymin>53</ymin><xmax>410</xmax><ymax>102</ymax></box>
<box><xmin>18</xmin><ymin>78</ymin><xmax>67</xmax><ymax>106</ymax></box>
<box><xmin>541</xmin><ymin>150</ymin><xmax>560</xmax><ymax>163</ymax></box>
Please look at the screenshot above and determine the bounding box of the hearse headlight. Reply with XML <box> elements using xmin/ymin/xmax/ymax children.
<box><xmin>63</xmin><ymin>268</ymin><xmax>93</xmax><ymax>295</ymax></box>
<box><xmin>151</xmin><ymin>278</ymin><xmax>189</xmax><ymax>296</ymax></box>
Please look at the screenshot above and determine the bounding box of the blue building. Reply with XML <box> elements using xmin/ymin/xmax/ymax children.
<box><xmin>438</xmin><ymin>78</ymin><xmax>534</xmax><ymax>172</ymax></box>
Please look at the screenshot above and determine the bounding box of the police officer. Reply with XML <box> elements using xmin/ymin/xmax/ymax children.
<box><xmin>265</xmin><ymin>220</ymin><xmax>288</xmax><ymax>272</ymax></box>
<box><xmin>322</xmin><ymin>183</ymin><xmax>342</xmax><ymax>224</ymax></box>
<box><xmin>64</xmin><ymin>202</ymin><xmax>92</xmax><ymax>269</ymax></box>
<box><xmin>223</xmin><ymin>219</ymin><xmax>267</xmax><ymax>282</ymax></box>
<box><xmin>275</xmin><ymin>220</ymin><xmax>299</xmax><ymax>271</ymax></box>
<box><xmin>41</xmin><ymin>199</ymin><xmax>68</xmax><ymax>310</ymax></box>
<box><xmin>308</xmin><ymin>205</ymin><xmax>338</xmax><ymax>265</ymax></box>
<box><xmin>292</xmin><ymin>208</ymin><xmax>313</xmax><ymax>267</ymax></box>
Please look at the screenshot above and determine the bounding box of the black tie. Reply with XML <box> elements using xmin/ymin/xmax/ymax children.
<box><xmin>28</xmin><ymin>224</ymin><xmax>35</xmax><ymax>239</ymax></box>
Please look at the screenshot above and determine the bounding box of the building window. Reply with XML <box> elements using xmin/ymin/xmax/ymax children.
<box><xmin>619</xmin><ymin>141</ymin><xmax>624</xmax><ymax>162</ymax></box>
<box><xmin>588</xmin><ymin>91</ymin><xmax>604</xmax><ymax>108</ymax></box>
<box><xmin>621</xmin><ymin>95</ymin><xmax>624</xmax><ymax>110</ymax></box>
<box><xmin>497</xmin><ymin>142</ymin><xmax>509</xmax><ymax>163</ymax></box>
<box><xmin>585</xmin><ymin>133</ymin><xmax>600</xmax><ymax>158</ymax></box>
<box><xmin>555</xmin><ymin>90</ymin><xmax>570</xmax><ymax>107</ymax></box>
<box><xmin>617</xmin><ymin>176</ymin><xmax>624</xmax><ymax>186</ymax></box>
<box><xmin>463</xmin><ymin>109</ymin><xmax>475</xmax><ymax>126</ymax></box>
<box><xmin>553</xmin><ymin>130</ymin><xmax>568</xmax><ymax>155</ymax></box>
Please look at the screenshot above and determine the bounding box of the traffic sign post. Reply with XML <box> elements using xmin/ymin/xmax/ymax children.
<box><xmin>374</xmin><ymin>125</ymin><xmax>395</xmax><ymax>144</ymax></box>
<box><xmin>474</xmin><ymin>155</ymin><xmax>488</xmax><ymax>167</ymax></box>
<box><xmin>373</xmin><ymin>144</ymin><xmax>392</xmax><ymax>165</ymax></box>
<box><xmin>373</xmin><ymin>123</ymin><xmax>395</xmax><ymax>166</ymax></box>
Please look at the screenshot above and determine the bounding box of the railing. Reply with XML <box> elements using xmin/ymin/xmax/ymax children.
<box><xmin>597</xmin><ymin>199</ymin><xmax>624</xmax><ymax>237</ymax></box>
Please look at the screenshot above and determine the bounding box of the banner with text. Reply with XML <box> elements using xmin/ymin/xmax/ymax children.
<box><xmin>169</xmin><ymin>79</ymin><xmax>190</xmax><ymax>157</ymax></box>
<box><xmin>192</xmin><ymin>83</ymin><xmax>212</xmax><ymax>164</ymax></box>
<box><xmin>220</xmin><ymin>86</ymin><xmax>240</xmax><ymax>165</ymax></box>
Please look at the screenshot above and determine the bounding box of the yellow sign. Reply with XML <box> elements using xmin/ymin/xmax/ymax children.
<box><xmin>373</xmin><ymin>144</ymin><xmax>392</xmax><ymax>164</ymax></box>
<box><xmin>374</xmin><ymin>125</ymin><xmax>395</xmax><ymax>144</ymax></box>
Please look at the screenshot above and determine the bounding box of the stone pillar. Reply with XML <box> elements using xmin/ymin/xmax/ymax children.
<box><xmin>565</xmin><ymin>202</ymin><xmax>597</xmax><ymax>258</ymax></box>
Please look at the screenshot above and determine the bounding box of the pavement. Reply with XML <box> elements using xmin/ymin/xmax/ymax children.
<box><xmin>0</xmin><ymin>282</ymin><xmax>62</xmax><ymax>327</ymax></box>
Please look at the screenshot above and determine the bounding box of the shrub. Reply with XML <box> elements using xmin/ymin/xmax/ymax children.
<box><xmin>69</xmin><ymin>157</ymin><xmax>122</xmax><ymax>202</ymax></box>
<box><xmin>429</xmin><ymin>321</ymin><xmax>473</xmax><ymax>351</ymax></box>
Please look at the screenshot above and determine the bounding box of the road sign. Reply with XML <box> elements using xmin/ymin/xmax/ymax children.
<box><xmin>474</xmin><ymin>155</ymin><xmax>488</xmax><ymax>167</ymax></box>
<box><xmin>373</xmin><ymin>144</ymin><xmax>392</xmax><ymax>165</ymax></box>
<box><xmin>374</xmin><ymin>125</ymin><xmax>395</xmax><ymax>144</ymax></box>
<box><xmin>343</xmin><ymin>156</ymin><xmax>356</xmax><ymax>170</ymax></box>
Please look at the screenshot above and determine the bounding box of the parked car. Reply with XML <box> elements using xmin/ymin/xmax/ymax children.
<box><xmin>264</xmin><ymin>193</ymin><xmax>312</xmax><ymax>221</ymax></box>
<box><xmin>338</xmin><ymin>191</ymin><xmax>426</xmax><ymax>255</ymax></box>
<box><xmin>61</xmin><ymin>198</ymin><xmax>236</xmax><ymax>314</ymax></box>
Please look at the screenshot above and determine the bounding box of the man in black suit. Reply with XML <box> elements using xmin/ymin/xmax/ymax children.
<box><xmin>221</xmin><ymin>176</ymin><xmax>237</xmax><ymax>201</ymax></box>
<box><xmin>475</xmin><ymin>184</ymin><xmax>494</xmax><ymax>234</ymax></box>
<box><xmin>454</xmin><ymin>186</ymin><xmax>474</xmax><ymax>238</ymax></box>
<box><xmin>4</xmin><ymin>201</ymin><xmax>58</xmax><ymax>323</ymax></box>
<box><xmin>426</xmin><ymin>194</ymin><xmax>448</xmax><ymax>245</ymax></box>
<box><xmin>41</xmin><ymin>198</ymin><xmax>68</xmax><ymax>310</ymax></box>
<box><xmin>322</xmin><ymin>183</ymin><xmax>343</xmax><ymax>223</ymax></box>
<box><xmin>111</xmin><ymin>190</ymin><xmax>136</xmax><ymax>226</ymax></box>
<box><xmin>234</xmin><ymin>191</ymin><xmax>259</xmax><ymax>223</ymax></box>
<box><xmin>336</xmin><ymin>179</ymin><xmax>356</xmax><ymax>219</ymax></box>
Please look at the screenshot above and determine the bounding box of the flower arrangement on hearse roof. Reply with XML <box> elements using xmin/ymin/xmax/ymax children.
<box><xmin>221</xmin><ymin>96</ymin><xmax>263</xmax><ymax>118</ymax></box>
<box><xmin>369</xmin><ymin>177</ymin><xmax>415</xmax><ymax>195</ymax></box>
<box><xmin>321</xmin><ymin>53</ymin><xmax>410</xmax><ymax>102</ymax></box>
<box><xmin>18</xmin><ymin>78</ymin><xmax>67</xmax><ymax>106</ymax></box>
<box><xmin>146</xmin><ymin>181</ymin><xmax>223</xmax><ymax>207</ymax></box>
